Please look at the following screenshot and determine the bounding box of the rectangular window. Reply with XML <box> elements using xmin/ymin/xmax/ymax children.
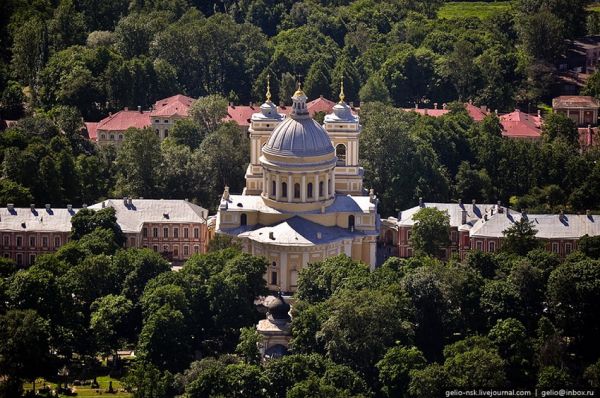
<box><xmin>451</xmin><ymin>231</ymin><xmax>457</xmax><ymax>242</ymax></box>
<box><xmin>16</xmin><ymin>236</ymin><xmax>22</xmax><ymax>247</ymax></box>
<box><xmin>129</xmin><ymin>237</ymin><xmax>136</xmax><ymax>247</ymax></box>
<box><xmin>184</xmin><ymin>228</ymin><xmax>189</xmax><ymax>238</ymax></box>
<box><xmin>406</xmin><ymin>230</ymin><xmax>411</xmax><ymax>240</ymax></box>
<box><xmin>163</xmin><ymin>227</ymin><xmax>169</xmax><ymax>238</ymax></box>
<box><xmin>153</xmin><ymin>245</ymin><xmax>158</xmax><ymax>252</ymax></box>
<box><xmin>3</xmin><ymin>235</ymin><xmax>9</xmax><ymax>246</ymax></box>
<box><xmin>29</xmin><ymin>236</ymin><xmax>36</xmax><ymax>247</ymax></box>
<box><xmin>488</xmin><ymin>241</ymin><xmax>496</xmax><ymax>252</ymax></box>
<box><xmin>184</xmin><ymin>245</ymin><xmax>189</xmax><ymax>256</ymax></box>
<box><xmin>174</xmin><ymin>228</ymin><xmax>179</xmax><ymax>238</ymax></box>
<box><xmin>552</xmin><ymin>242</ymin><xmax>559</xmax><ymax>253</ymax></box>
<box><xmin>194</xmin><ymin>228</ymin><xmax>199</xmax><ymax>239</ymax></box>
<box><xmin>271</xmin><ymin>271</ymin><xmax>277</xmax><ymax>285</ymax></box>
<box><xmin>143</xmin><ymin>227</ymin><xmax>148</xmax><ymax>237</ymax></box>
<box><xmin>54</xmin><ymin>236</ymin><xmax>61</xmax><ymax>248</ymax></box>
<box><xmin>29</xmin><ymin>254</ymin><xmax>35</xmax><ymax>264</ymax></box>
<box><xmin>163</xmin><ymin>245</ymin><xmax>169</xmax><ymax>253</ymax></box>
<box><xmin>173</xmin><ymin>246</ymin><xmax>179</xmax><ymax>257</ymax></box>
<box><xmin>565</xmin><ymin>243</ymin><xmax>572</xmax><ymax>255</ymax></box>
<box><xmin>194</xmin><ymin>245</ymin><xmax>199</xmax><ymax>254</ymax></box>
<box><xmin>42</xmin><ymin>237</ymin><xmax>48</xmax><ymax>247</ymax></box>
<box><xmin>153</xmin><ymin>228</ymin><xmax>158</xmax><ymax>238</ymax></box>
<box><xmin>16</xmin><ymin>253</ymin><xmax>23</xmax><ymax>266</ymax></box>
<box><xmin>476</xmin><ymin>241</ymin><xmax>483</xmax><ymax>251</ymax></box>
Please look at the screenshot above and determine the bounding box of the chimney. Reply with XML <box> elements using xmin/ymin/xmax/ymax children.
<box><xmin>424</xmin><ymin>109</ymin><xmax>428</xmax><ymax>115</ymax></box>
<box><xmin>320</xmin><ymin>94</ymin><xmax>323</xmax><ymax>99</ymax></box>
<box><xmin>127</xmin><ymin>198</ymin><xmax>133</xmax><ymax>206</ymax></box>
<box><xmin>415</xmin><ymin>102</ymin><xmax>418</xmax><ymax>110</ymax></box>
<box><xmin>442</xmin><ymin>103</ymin><xmax>447</xmax><ymax>110</ymax></box>
<box><xmin>461</xmin><ymin>209</ymin><xmax>467</xmax><ymax>225</ymax></box>
<box><xmin>45</xmin><ymin>204</ymin><xmax>51</xmax><ymax>211</ymax></box>
<box><xmin>586</xmin><ymin>209</ymin><xmax>591</xmax><ymax>217</ymax></box>
<box><xmin>484</xmin><ymin>214</ymin><xmax>488</xmax><ymax>221</ymax></box>
<box><xmin>124</xmin><ymin>107</ymin><xmax>129</xmax><ymax>111</ymax></box>
<box><xmin>316</xmin><ymin>232</ymin><xmax>322</xmax><ymax>239</ymax></box>
<box><xmin>434</xmin><ymin>103</ymin><xmax>438</xmax><ymax>109</ymax></box>
<box><xmin>83</xmin><ymin>204</ymin><xmax>88</xmax><ymax>209</ymax></box>
<box><xmin>30</xmin><ymin>204</ymin><xmax>35</xmax><ymax>212</ymax></box>
<box><xmin>109</xmin><ymin>112</ymin><xmax>112</xmax><ymax>117</ymax></box>
<box><xmin>101</xmin><ymin>201</ymin><xmax>105</xmax><ymax>208</ymax></box>
<box><xmin>249</xmin><ymin>102</ymin><xmax>254</xmax><ymax>108</ymax></box>
<box><xmin>137</xmin><ymin>105</ymin><xmax>142</xmax><ymax>113</ymax></box>
<box><xmin>419</xmin><ymin>197</ymin><xmax>424</xmax><ymax>207</ymax></box>
<box><xmin>67</xmin><ymin>204</ymin><xmax>73</xmax><ymax>211</ymax></box>
<box><xmin>458</xmin><ymin>198</ymin><xmax>463</xmax><ymax>207</ymax></box>
<box><xmin>537</xmin><ymin>109</ymin><xmax>541</xmax><ymax>118</ymax></box>
<box><xmin>123</xmin><ymin>197</ymin><xmax>128</xmax><ymax>206</ymax></box>
<box><xmin>269</xmin><ymin>231</ymin><xmax>275</xmax><ymax>240</ymax></box>
<box><xmin>495</xmin><ymin>109</ymin><xmax>498</xmax><ymax>115</ymax></box>
<box><xmin>472</xmin><ymin>199</ymin><xmax>476</xmax><ymax>207</ymax></box>
<box><xmin>7</xmin><ymin>203</ymin><xmax>14</xmax><ymax>211</ymax></box>
<box><xmin>497</xmin><ymin>201</ymin><xmax>504</xmax><ymax>214</ymax></box>
<box><xmin>481</xmin><ymin>105</ymin><xmax>487</xmax><ymax>112</ymax></box>
<box><xmin>397</xmin><ymin>210</ymin><xmax>402</xmax><ymax>220</ymax></box>
<box><xmin>279</xmin><ymin>101</ymin><xmax>285</xmax><ymax>107</ymax></box>
<box><xmin>521</xmin><ymin>209</ymin><xmax>528</xmax><ymax>219</ymax></box>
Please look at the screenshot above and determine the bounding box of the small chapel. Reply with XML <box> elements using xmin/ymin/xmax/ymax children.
<box><xmin>215</xmin><ymin>81</ymin><xmax>380</xmax><ymax>292</ymax></box>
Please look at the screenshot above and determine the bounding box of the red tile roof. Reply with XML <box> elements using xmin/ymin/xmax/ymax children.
<box><xmin>553</xmin><ymin>95</ymin><xmax>600</xmax><ymax>109</ymax></box>
<box><xmin>96</xmin><ymin>109</ymin><xmax>151</xmax><ymax>132</ymax></box>
<box><xmin>499</xmin><ymin>109</ymin><xmax>542</xmax><ymax>139</ymax></box>
<box><xmin>225</xmin><ymin>104</ymin><xmax>259</xmax><ymax>126</ymax></box>
<box><xmin>151</xmin><ymin>94</ymin><xmax>195</xmax><ymax>117</ymax></box>
<box><xmin>402</xmin><ymin>107</ymin><xmax>450</xmax><ymax>117</ymax></box>
<box><xmin>84</xmin><ymin>122</ymin><xmax>98</xmax><ymax>140</ymax></box>
<box><xmin>465</xmin><ymin>103</ymin><xmax>489</xmax><ymax>121</ymax></box>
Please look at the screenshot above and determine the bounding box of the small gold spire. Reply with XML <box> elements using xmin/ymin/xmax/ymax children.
<box><xmin>266</xmin><ymin>74</ymin><xmax>272</xmax><ymax>102</ymax></box>
<box><xmin>339</xmin><ymin>78</ymin><xmax>345</xmax><ymax>103</ymax></box>
<box><xmin>293</xmin><ymin>81</ymin><xmax>305</xmax><ymax>97</ymax></box>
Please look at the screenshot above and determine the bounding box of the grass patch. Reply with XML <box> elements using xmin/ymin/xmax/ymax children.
<box><xmin>589</xmin><ymin>2</ymin><xmax>600</xmax><ymax>12</ymax></box>
<box><xmin>438</xmin><ymin>1</ymin><xmax>512</xmax><ymax>19</ymax></box>
<box><xmin>24</xmin><ymin>375</ymin><xmax>132</xmax><ymax>398</ymax></box>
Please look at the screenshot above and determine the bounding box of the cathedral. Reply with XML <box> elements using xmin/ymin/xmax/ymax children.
<box><xmin>215</xmin><ymin>82</ymin><xmax>379</xmax><ymax>292</ymax></box>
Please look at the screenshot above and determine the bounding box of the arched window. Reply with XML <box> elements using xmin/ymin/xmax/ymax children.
<box><xmin>294</xmin><ymin>183</ymin><xmax>300</xmax><ymax>198</ymax></box>
<box><xmin>282</xmin><ymin>182</ymin><xmax>287</xmax><ymax>197</ymax></box>
<box><xmin>319</xmin><ymin>181</ymin><xmax>324</xmax><ymax>197</ymax></box>
<box><xmin>240</xmin><ymin>213</ymin><xmax>247</xmax><ymax>226</ymax></box>
<box><xmin>272</xmin><ymin>181</ymin><xmax>276</xmax><ymax>196</ymax></box>
<box><xmin>307</xmin><ymin>182</ymin><xmax>313</xmax><ymax>198</ymax></box>
<box><xmin>336</xmin><ymin>144</ymin><xmax>347</xmax><ymax>166</ymax></box>
<box><xmin>348</xmin><ymin>215</ymin><xmax>355</xmax><ymax>229</ymax></box>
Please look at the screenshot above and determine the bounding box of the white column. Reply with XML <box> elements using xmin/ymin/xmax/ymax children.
<box><xmin>287</xmin><ymin>175</ymin><xmax>292</xmax><ymax>202</ymax></box>
<box><xmin>344</xmin><ymin>240</ymin><xmax>352</xmax><ymax>257</ymax></box>
<box><xmin>314</xmin><ymin>174</ymin><xmax>319</xmax><ymax>200</ymax></box>
<box><xmin>301</xmin><ymin>175</ymin><xmax>306</xmax><ymax>202</ymax></box>
<box><xmin>263</xmin><ymin>172</ymin><xmax>268</xmax><ymax>196</ymax></box>
<box><xmin>276</xmin><ymin>174</ymin><xmax>281</xmax><ymax>201</ymax></box>
<box><xmin>369</xmin><ymin>240</ymin><xmax>376</xmax><ymax>271</ymax></box>
<box><xmin>280</xmin><ymin>252</ymin><xmax>288</xmax><ymax>291</ymax></box>
<box><xmin>325</xmin><ymin>174</ymin><xmax>329</xmax><ymax>198</ymax></box>
<box><xmin>331</xmin><ymin>170</ymin><xmax>336</xmax><ymax>197</ymax></box>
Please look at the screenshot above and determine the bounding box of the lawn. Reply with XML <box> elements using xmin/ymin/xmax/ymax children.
<box><xmin>438</xmin><ymin>1</ymin><xmax>512</xmax><ymax>19</ymax></box>
<box><xmin>24</xmin><ymin>375</ymin><xmax>132</xmax><ymax>398</ymax></box>
<box><xmin>589</xmin><ymin>2</ymin><xmax>600</xmax><ymax>12</ymax></box>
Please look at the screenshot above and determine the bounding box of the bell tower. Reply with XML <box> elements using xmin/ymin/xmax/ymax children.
<box><xmin>245</xmin><ymin>76</ymin><xmax>284</xmax><ymax>195</ymax></box>
<box><xmin>324</xmin><ymin>80</ymin><xmax>364</xmax><ymax>195</ymax></box>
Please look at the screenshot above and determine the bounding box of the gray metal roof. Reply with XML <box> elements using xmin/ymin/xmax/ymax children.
<box><xmin>397</xmin><ymin>202</ymin><xmax>496</xmax><ymax>228</ymax></box>
<box><xmin>470</xmin><ymin>209</ymin><xmax>600</xmax><ymax>239</ymax></box>
<box><xmin>263</xmin><ymin>117</ymin><xmax>334</xmax><ymax>158</ymax></box>
<box><xmin>89</xmin><ymin>199</ymin><xmax>208</xmax><ymax>233</ymax></box>
<box><xmin>238</xmin><ymin>216</ymin><xmax>373</xmax><ymax>246</ymax></box>
<box><xmin>0</xmin><ymin>206</ymin><xmax>77</xmax><ymax>232</ymax></box>
<box><xmin>222</xmin><ymin>194</ymin><xmax>376</xmax><ymax>215</ymax></box>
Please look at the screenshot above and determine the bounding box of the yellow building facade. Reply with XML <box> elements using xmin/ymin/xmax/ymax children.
<box><xmin>216</xmin><ymin>85</ymin><xmax>379</xmax><ymax>292</ymax></box>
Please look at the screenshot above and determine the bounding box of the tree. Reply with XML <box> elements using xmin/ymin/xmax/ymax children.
<box><xmin>48</xmin><ymin>0</ymin><xmax>86</xmax><ymax>51</ymax></box>
<box><xmin>0</xmin><ymin>310</ymin><xmax>52</xmax><ymax>394</ymax></box>
<box><xmin>0</xmin><ymin>80</ymin><xmax>25</xmax><ymax>119</ymax></box>
<box><xmin>359</xmin><ymin>75</ymin><xmax>392</xmax><ymax>104</ymax></box>
<box><xmin>169</xmin><ymin>119</ymin><xmax>204</xmax><ymax>149</ymax></box>
<box><xmin>578</xmin><ymin>234</ymin><xmax>600</xmax><ymax>259</ymax></box>
<box><xmin>376</xmin><ymin>346</ymin><xmax>426</xmax><ymax>398</ymax></box>
<box><xmin>117</xmin><ymin>248</ymin><xmax>171</xmax><ymax>302</ymax></box>
<box><xmin>501</xmin><ymin>218</ymin><xmax>542</xmax><ymax>256</ymax></box>
<box><xmin>0</xmin><ymin>179</ymin><xmax>33</xmax><ymax>206</ymax></box>
<box><xmin>408</xmin><ymin>363</ymin><xmax>450</xmax><ymax>398</ymax></box>
<box><xmin>304</xmin><ymin>59</ymin><xmax>331</xmax><ymax>100</ymax></box>
<box><xmin>137</xmin><ymin>304</ymin><xmax>193</xmax><ymax>373</ymax></box>
<box><xmin>70</xmin><ymin>207</ymin><xmax>124</xmax><ymax>244</ymax></box>
<box><xmin>537</xmin><ymin>366</ymin><xmax>572</xmax><ymax>389</ymax></box>
<box><xmin>542</xmin><ymin>112</ymin><xmax>579</xmax><ymax>147</ymax></box>
<box><xmin>454</xmin><ymin>162</ymin><xmax>493</xmax><ymax>204</ymax></box>
<box><xmin>90</xmin><ymin>294</ymin><xmax>134</xmax><ymax>362</ymax></box>
<box><xmin>236</xmin><ymin>327</ymin><xmax>262</xmax><ymax>365</ymax></box>
<box><xmin>488</xmin><ymin>318</ymin><xmax>532</xmax><ymax>385</ymax></box>
<box><xmin>443</xmin><ymin>40</ymin><xmax>480</xmax><ymax>101</ymax></box>
<box><xmin>10</xmin><ymin>17</ymin><xmax>48</xmax><ymax>102</ymax></box>
<box><xmin>515</xmin><ymin>8</ymin><xmax>565</xmax><ymax>63</ymax></box>
<box><xmin>114</xmin><ymin>128</ymin><xmax>162</xmax><ymax>198</ymax></box>
<box><xmin>410</xmin><ymin>207</ymin><xmax>451</xmax><ymax>257</ymax></box>
<box><xmin>296</xmin><ymin>255</ymin><xmax>371</xmax><ymax>304</ymax></box>
<box><xmin>123</xmin><ymin>360</ymin><xmax>175</xmax><ymax>398</ymax></box>
<box><xmin>443</xmin><ymin>337</ymin><xmax>507</xmax><ymax>388</ymax></box>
